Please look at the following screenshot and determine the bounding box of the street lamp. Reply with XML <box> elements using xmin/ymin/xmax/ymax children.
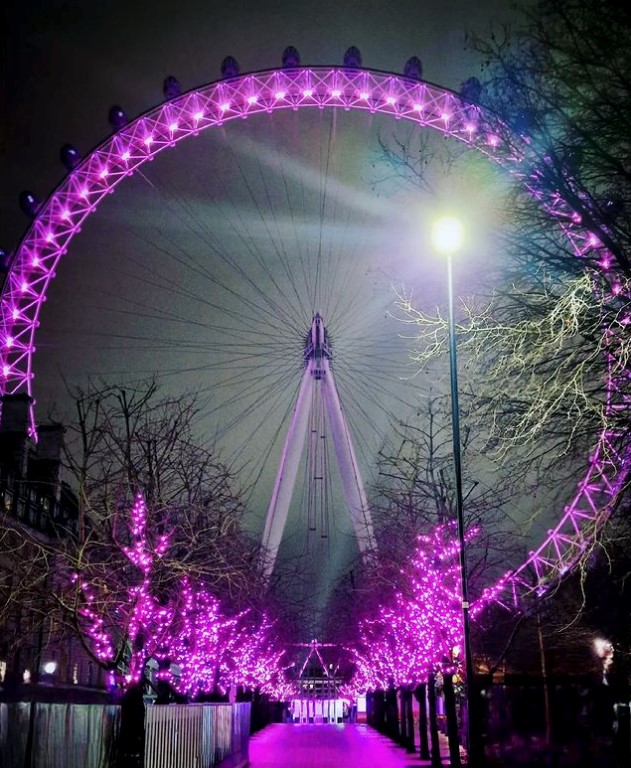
<box><xmin>431</xmin><ymin>215</ymin><xmax>480</xmax><ymax>766</ymax></box>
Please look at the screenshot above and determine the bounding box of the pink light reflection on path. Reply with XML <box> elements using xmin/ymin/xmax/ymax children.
<box><xmin>248</xmin><ymin>723</ymin><xmax>451</xmax><ymax>767</ymax></box>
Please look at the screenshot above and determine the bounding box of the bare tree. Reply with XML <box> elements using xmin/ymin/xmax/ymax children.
<box><xmin>323</xmin><ymin>396</ymin><xmax>520</xmax><ymax>647</ymax></box>
<box><xmin>471</xmin><ymin>0</ymin><xmax>631</xmax><ymax>278</ymax></box>
<box><xmin>0</xmin><ymin>517</ymin><xmax>59</xmax><ymax>685</ymax></box>
<box><xmin>372</xmin><ymin>397</ymin><xmax>519</xmax><ymax>588</ymax></box>
<box><xmin>371</xmin><ymin>0</ymin><xmax>631</xmax><ymax>477</ymax></box>
<box><xmin>1</xmin><ymin>379</ymin><xmax>274</xmax><ymax>685</ymax></box>
<box><xmin>61</xmin><ymin>379</ymin><xmax>262</xmax><ymax>607</ymax></box>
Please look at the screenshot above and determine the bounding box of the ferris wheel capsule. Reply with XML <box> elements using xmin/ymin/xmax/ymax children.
<box><xmin>282</xmin><ymin>46</ymin><xmax>300</xmax><ymax>68</ymax></box>
<box><xmin>221</xmin><ymin>56</ymin><xmax>240</xmax><ymax>79</ymax></box>
<box><xmin>0</xmin><ymin>249</ymin><xmax>9</xmax><ymax>273</ymax></box>
<box><xmin>60</xmin><ymin>143</ymin><xmax>81</xmax><ymax>171</ymax></box>
<box><xmin>163</xmin><ymin>75</ymin><xmax>181</xmax><ymax>100</ymax></box>
<box><xmin>343</xmin><ymin>46</ymin><xmax>362</xmax><ymax>69</ymax></box>
<box><xmin>108</xmin><ymin>105</ymin><xmax>128</xmax><ymax>130</ymax></box>
<box><xmin>403</xmin><ymin>57</ymin><xmax>423</xmax><ymax>80</ymax></box>
<box><xmin>19</xmin><ymin>190</ymin><xmax>40</xmax><ymax>219</ymax></box>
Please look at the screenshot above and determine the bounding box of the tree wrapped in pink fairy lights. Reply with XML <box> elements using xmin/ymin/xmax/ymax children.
<box><xmin>73</xmin><ymin>493</ymin><xmax>177</xmax><ymax>682</ymax></box>
<box><xmin>153</xmin><ymin>579</ymin><xmax>288</xmax><ymax>699</ymax></box>
<box><xmin>74</xmin><ymin>493</ymin><xmax>288</xmax><ymax>698</ymax></box>
<box><xmin>153</xmin><ymin>576</ymin><xmax>239</xmax><ymax>697</ymax></box>
<box><xmin>351</xmin><ymin>524</ymin><xmax>468</xmax><ymax>691</ymax></box>
<box><xmin>222</xmin><ymin>614</ymin><xmax>288</xmax><ymax>696</ymax></box>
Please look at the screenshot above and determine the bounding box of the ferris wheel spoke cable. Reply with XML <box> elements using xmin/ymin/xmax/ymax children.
<box><xmin>272</xmin><ymin>129</ymin><xmax>317</xmax><ymax>315</ymax></box>
<box><xmin>312</xmin><ymin>114</ymin><xmax>333</xmax><ymax>312</ymax></box>
<box><xmin>339</xmin><ymin>357</ymin><xmax>419</xmax><ymax>400</ymax></box>
<box><xmin>82</xmin><ymin>344</ymin><xmax>295</xmax><ymax>378</ymax></box>
<box><xmin>135</xmin><ymin>168</ymin><xmax>305</xmax><ymax>338</ymax></box>
<box><xmin>224</xmin><ymin>126</ymin><xmax>354</xmax><ymax>336</ymax></box>
<box><xmin>88</xmin><ymin>298</ymin><xmax>248</xmax><ymax>336</ymax></box>
<box><xmin>106</xmin><ymin>249</ymin><xmax>294</xmax><ymax>334</ymax></box>
<box><xmin>199</xmin><ymin>365</ymin><xmax>298</xmax><ymax>429</ymax></box>
<box><xmin>46</xmin><ymin>327</ymin><xmax>291</xmax><ymax>358</ymax></box>
<box><xmin>267</xmin><ymin>111</ymin><xmax>364</xmax><ymax>328</ymax></box>
<box><xmin>331</xmin><ymin>376</ymin><xmax>402</xmax><ymax>468</ymax></box>
<box><xmin>335</xmin><ymin>355</ymin><xmax>418</xmax><ymax>412</ymax></box>
<box><xmin>250</xmin><ymin>147</ymin><xmax>312</xmax><ymax>330</ymax></box>
<box><xmin>110</xmin><ymin>219</ymin><xmax>295</xmax><ymax>340</ymax></box>
<box><xmin>323</xmin><ymin>221</ymin><xmax>374</xmax><ymax>328</ymax></box>
<box><xmin>223</xmin><ymin>149</ymin><xmax>308</xmax><ymax>333</ymax></box>
<box><xmin>297</xmin><ymin>177</ymin><xmax>317</xmax><ymax>313</ymax></box>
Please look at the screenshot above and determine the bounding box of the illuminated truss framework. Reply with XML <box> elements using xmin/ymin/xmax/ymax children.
<box><xmin>1</xmin><ymin>64</ymin><xmax>629</xmax><ymax>612</ymax></box>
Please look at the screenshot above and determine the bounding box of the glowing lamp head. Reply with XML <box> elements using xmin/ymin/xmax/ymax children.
<box><xmin>432</xmin><ymin>216</ymin><xmax>464</xmax><ymax>255</ymax></box>
<box><xmin>43</xmin><ymin>661</ymin><xmax>57</xmax><ymax>675</ymax></box>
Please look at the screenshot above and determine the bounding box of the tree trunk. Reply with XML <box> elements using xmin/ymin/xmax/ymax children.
<box><xmin>405</xmin><ymin>687</ymin><xmax>415</xmax><ymax>753</ymax></box>
<box><xmin>399</xmin><ymin>688</ymin><xmax>407</xmax><ymax>746</ymax></box>
<box><xmin>428</xmin><ymin>673</ymin><xmax>442</xmax><ymax>766</ymax></box>
<box><xmin>366</xmin><ymin>690</ymin><xmax>374</xmax><ymax>727</ymax></box>
<box><xmin>443</xmin><ymin>672</ymin><xmax>462</xmax><ymax>767</ymax></box>
<box><xmin>414</xmin><ymin>683</ymin><xmax>431</xmax><ymax>760</ymax></box>
<box><xmin>385</xmin><ymin>684</ymin><xmax>399</xmax><ymax>741</ymax></box>
<box><xmin>374</xmin><ymin>689</ymin><xmax>385</xmax><ymax>732</ymax></box>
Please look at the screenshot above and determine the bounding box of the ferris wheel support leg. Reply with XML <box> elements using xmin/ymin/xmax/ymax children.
<box><xmin>261</xmin><ymin>367</ymin><xmax>313</xmax><ymax>580</ymax></box>
<box><xmin>320</xmin><ymin>360</ymin><xmax>377</xmax><ymax>557</ymax></box>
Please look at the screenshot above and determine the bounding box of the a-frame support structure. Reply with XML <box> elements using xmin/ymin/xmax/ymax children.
<box><xmin>261</xmin><ymin>313</ymin><xmax>376</xmax><ymax>579</ymax></box>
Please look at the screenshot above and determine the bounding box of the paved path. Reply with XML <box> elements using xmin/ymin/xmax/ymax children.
<box><xmin>248</xmin><ymin>723</ymin><xmax>454</xmax><ymax>767</ymax></box>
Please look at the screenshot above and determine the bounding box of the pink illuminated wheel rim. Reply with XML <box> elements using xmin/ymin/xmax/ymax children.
<box><xmin>1</xmin><ymin>66</ymin><xmax>628</xmax><ymax>610</ymax></box>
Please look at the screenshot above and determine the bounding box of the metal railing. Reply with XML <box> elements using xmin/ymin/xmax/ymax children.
<box><xmin>0</xmin><ymin>700</ymin><xmax>250</xmax><ymax>768</ymax></box>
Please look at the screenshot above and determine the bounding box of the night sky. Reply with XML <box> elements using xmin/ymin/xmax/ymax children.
<box><xmin>1</xmin><ymin>0</ymin><xmax>521</xmax><ymax>246</ymax></box>
<box><xmin>1</xmin><ymin>0</ymin><xmax>527</xmax><ymax>635</ymax></box>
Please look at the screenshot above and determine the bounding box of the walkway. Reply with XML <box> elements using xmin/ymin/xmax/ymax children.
<box><xmin>248</xmin><ymin>723</ymin><xmax>454</xmax><ymax>767</ymax></box>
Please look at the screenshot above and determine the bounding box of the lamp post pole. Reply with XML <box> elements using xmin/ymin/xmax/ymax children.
<box><xmin>432</xmin><ymin>216</ymin><xmax>482</xmax><ymax>766</ymax></box>
<box><xmin>445</xmin><ymin>250</ymin><xmax>478</xmax><ymax>765</ymax></box>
